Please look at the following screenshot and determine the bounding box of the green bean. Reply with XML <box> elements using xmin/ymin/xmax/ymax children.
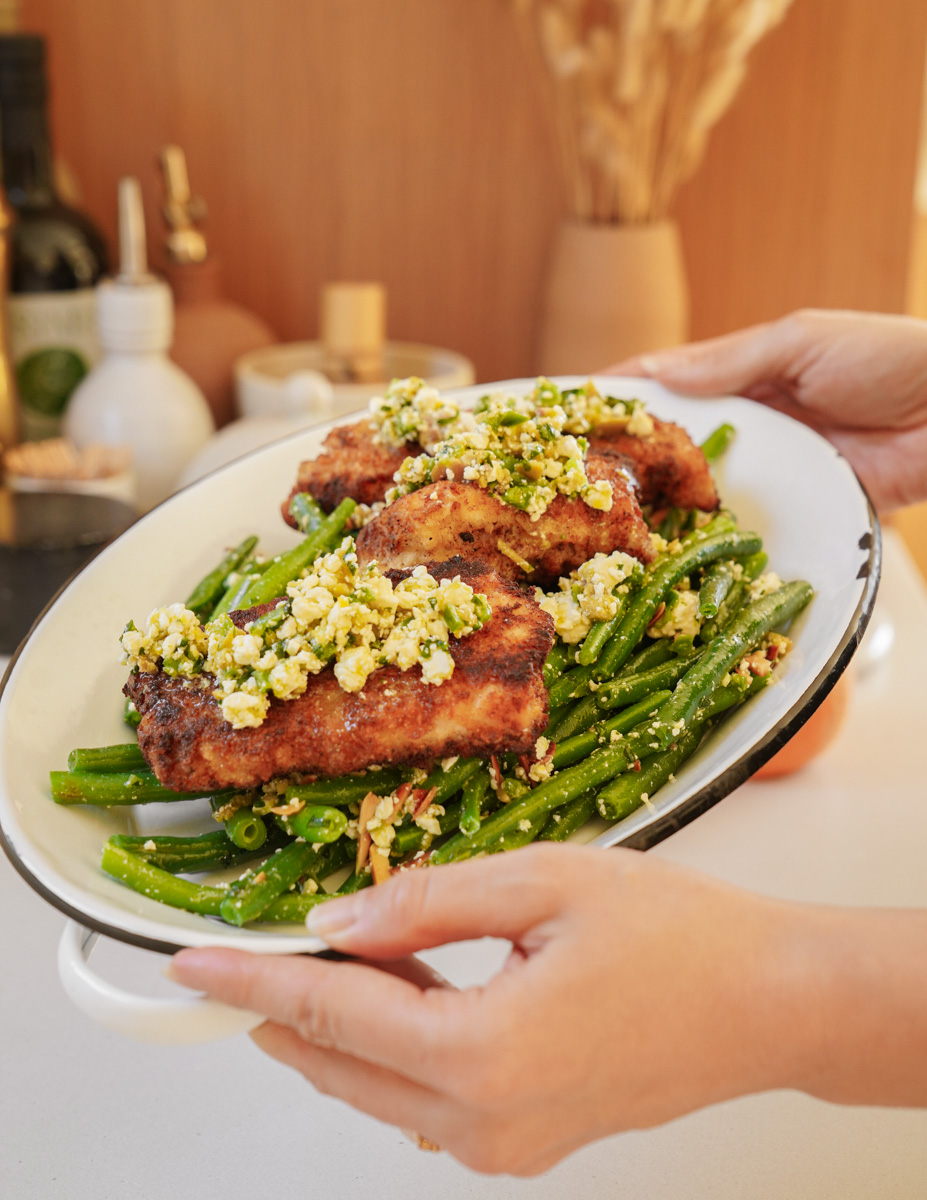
<box><xmin>500</xmin><ymin>777</ymin><xmax>531</xmax><ymax>802</ymax></box>
<box><xmin>67</xmin><ymin>743</ymin><xmax>147</xmax><ymax>774</ymax></box>
<box><xmin>593</xmin><ymin>529</ymin><xmax>763</xmax><ymax>681</ymax></box>
<box><xmin>185</xmin><ymin>535</ymin><xmax>259</xmax><ymax>621</ymax></box>
<box><xmin>282</xmin><ymin>767</ymin><xmax>406</xmax><ymax>808</ymax></box>
<box><xmin>700</xmin><ymin>580</ymin><xmax>744</xmax><ymax>641</ymax></box>
<box><xmin>594</xmin><ymin>648</ymin><xmax>702</xmax><ymax>712</ymax></box>
<box><xmin>305</xmin><ymin>836</ymin><xmax>353</xmax><ymax>883</ymax></box>
<box><xmin>538</xmin><ymin>791</ymin><xmax>598</xmax><ymax>842</ymax></box>
<box><xmin>50</xmin><ymin>769</ymin><xmax>225</xmax><ymax>806</ymax></box>
<box><xmin>288</xmin><ymin>492</ymin><xmax>325</xmax><ymax>535</ymax></box>
<box><xmin>433</xmin><ymin>742</ymin><xmax>632</xmax><ymax>865</ymax></box>
<box><xmin>545</xmin><ymin>701</ymin><xmax>573</xmax><ymax>734</ymax></box>
<box><xmin>238</xmin><ymin>497</ymin><xmax>356</xmax><ymax>608</ymax></box>
<box><xmin>543</xmin><ymin>641</ymin><xmax>573</xmax><ymax>687</ymax></box>
<box><xmin>482</xmin><ymin>809</ymin><xmax>552</xmax><ymax>853</ymax></box>
<box><xmin>210</xmin><ymin>569</ymin><xmax>260</xmax><ymax>619</ymax></box>
<box><xmin>459</xmin><ymin>769</ymin><xmax>491</xmax><ymax>836</ymax></box>
<box><xmin>618</xmin><ymin>638</ymin><xmax>674</xmax><ymax>676</ymax></box>
<box><xmin>592</xmin><ymin>678</ymin><xmax>765</xmax><ymax>824</ymax></box>
<box><xmin>547</xmin><ymin>663</ymin><xmax>595</xmax><ymax>708</ymax></box>
<box><xmin>123</xmin><ymin>699</ymin><xmax>142</xmax><ymax>729</ymax></box>
<box><xmin>657</xmin><ymin>507</ymin><xmax>686</xmax><ymax>541</ymax></box>
<box><xmin>328</xmin><ymin>765</ymin><xmax>473</xmax><ymax>862</ymax></box>
<box><xmin>700</xmin><ymin>423</ymin><xmax>736</xmax><ymax>461</ymax></box>
<box><xmin>225</xmin><ymin>808</ymin><xmax>268</xmax><ymax>851</ymax></box>
<box><xmin>742</xmin><ymin>551</ymin><xmax>768</xmax><ymax>581</ymax></box>
<box><xmin>101</xmin><ymin>844</ymin><xmax>332</xmax><ymax>922</ymax></box>
<box><xmin>419</xmin><ymin>756</ymin><xmax>484</xmax><ymax>803</ymax></box>
<box><xmin>102</xmin><ymin>844</ymin><xmax>226</xmax><ymax>916</ymax></box>
<box><xmin>433</xmin><ymin>663</ymin><xmax>766</xmax><ymax>864</ymax></box>
<box><xmin>597</xmin><ymin>725</ymin><xmax>702</xmax><ymax>821</ymax></box>
<box><xmin>622</xmin><ymin>581</ymin><xmax>813</xmax><ymax>761</ymax></box>
<box><xmin>699</xmin><ymin>554</ymin><xmax>768</xmax><ymax>641</ymax></box>
<box><xmin>659</xmin><ymin>510</ymin><xmax>736</xmax><ymax>555</ymax></box>
<box><xmin>576</xmin><ymin>593</ymin><xmax>630</xmax><ymax>667</ymax></box>
<box><xmin>335</xmin><ymin>869</ymin><xmax>374</xmax><ymax>896</ymax></box>
<box><xmin>256</xmin><ymin>890</ymin><xmax>335</xmax><ymax>923</ymax></box>
<box><xmin>106</xmin><ymin>827</ymin><xmax>284</xmax><ymax>874</ymax></box>
<box><xmin>220</xmin><ymin>840</ymin><xmax>321</xmax><ymax>926</ymax></box>
<box><xmin>698</xmin><ymin>561</ymin><xmax>735</xmax><ymax>619</ymax></box>
<box><xmin>392</xmin><ymin>797</ymin><xmax>466</xmax><ymax>858</ymax></box>
<box><xmin>279</xmin><ymin>804</ymin><xmax>347</xmax><ymax>844</ymax></box>
<box><xmin>552</xmin><ymin>690</ymin><xmax>673</xmax><ymax>768</ymax></box>
<box><xmin>699</xmin><ymin>672</ymin><xmax>769</xmax><ymax>720</ymax></box>
<box><xmin>547</xmin><ymin>692</ymin><xmax>602</xmax><ymax>742</ymax></box>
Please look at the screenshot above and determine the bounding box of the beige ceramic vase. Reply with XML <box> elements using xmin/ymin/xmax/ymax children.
<box><xmin>537</xmin><ymin>218</ymin><xmax>690</xmax><ymax>375</ymax></box>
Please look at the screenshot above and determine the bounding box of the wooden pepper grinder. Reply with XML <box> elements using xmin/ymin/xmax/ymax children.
<box><xmin>159</xmin><ymin>145</ymin><xmax>276</xmax><ymax>428</ymax></box>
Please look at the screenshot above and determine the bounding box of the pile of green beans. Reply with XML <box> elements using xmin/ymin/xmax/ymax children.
<box><xmin>53</xmin><ymin>426</ymin><xmax>814</xmax><ymax>926</ymax></box>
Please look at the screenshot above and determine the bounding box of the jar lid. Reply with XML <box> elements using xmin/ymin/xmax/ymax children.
<box><xmin>0</xmin><ymin>490</ymin><xmax>135</xmax><ymax>551</ymax></box>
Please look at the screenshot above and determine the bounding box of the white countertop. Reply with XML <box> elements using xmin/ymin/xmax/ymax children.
<box><xmin>2</xmin><ymin>529</ymin><xmax>926</xmax><ymax>1199</ymax></box>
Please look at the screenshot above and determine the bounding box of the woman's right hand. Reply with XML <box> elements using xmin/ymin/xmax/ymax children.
<box><xmin>607</xmin><ymin>309</ymin><xmax>927</xmax><ymax>511</ymax></box>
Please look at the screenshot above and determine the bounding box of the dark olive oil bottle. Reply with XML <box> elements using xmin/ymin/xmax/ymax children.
<box><xmin>0</xmin><ymin>34</ymin><xmax>109</xmax><ymax>439</ymax></box>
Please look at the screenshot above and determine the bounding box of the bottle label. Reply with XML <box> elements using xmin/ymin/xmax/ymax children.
<box><xmin>7</xmin><ymin>289</ymin><xmax>101</xmax><ymax>440</ymax></box>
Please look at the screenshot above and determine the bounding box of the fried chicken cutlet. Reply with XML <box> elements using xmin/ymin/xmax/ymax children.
<box><xmin>355</xmin><ymin>451</ymin><xmax>654</xmax><ymax>584</ymax></box>
<box><xmin>125</xmin><ymin>560</ymin><xmax>554</xmax><ymax>793</ymax></box>
<box><xmin>282</xmin><ymin>419</ymin><xmax>420</xmax><ymax>525</ymax></box>
<box><xmin>589</xmin><ymin>416</ymin><xmax>718</xmax><ymax>512</ymax></box>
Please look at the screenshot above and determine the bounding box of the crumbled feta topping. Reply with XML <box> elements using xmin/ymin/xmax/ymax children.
<box><xmin>535</xmin><ymin>550</ymin><xmax>641</xmax><ymax>643</ymax></box>
<box><xmin>121</xmin><ymin>540</ymin><xmax>491</xmax><ymax>730</ymax></box>
<box><xmin>543</xmin><ymin>378</ymin><xmax>654</xmax><ymax>438</ymax></box>
<box><xmin>648</xmin><ymin>590</ymin><xmax>701</xmax><ymax>639</ymax></box>
<box><xmin>368</xmin><ymin>377</ymin><xmax>462</xmax><ymax>451</ymax></box>
<box><xmin>748</xmin><ymin>572</ymin><xmax>784</xmax><ymax>601</ymax></box>
<box><xmin>387</xmin><ymin>388</ymin><xmax>613</xmax><ymax>521</ymax></box>
<box><xmin>120</xmin><ymin>604</ymin><xmax>207</xmax><ymax>678</ymax></box>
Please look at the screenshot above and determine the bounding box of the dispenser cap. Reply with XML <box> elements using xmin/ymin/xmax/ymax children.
<box><xmin>97</xmin><ymin>277</ymin><xmax>173</xmax><ymax>352</ymax></box>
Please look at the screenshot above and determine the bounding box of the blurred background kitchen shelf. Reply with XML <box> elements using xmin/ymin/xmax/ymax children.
<box><xmin>7</xmin><ymin>0</ymin><xmax>927</xmax><ymax>576</ymax></box>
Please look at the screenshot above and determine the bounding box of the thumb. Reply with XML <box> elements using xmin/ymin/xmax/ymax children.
<box><xmin>605</xmin><ymin>319</ymin><xmax>798</xmax><ymax>397</ymax></box>
<box><xmin>306</xmin><ymin>844</ymin><xmax>579</xmax><ymax>957</ymax></box>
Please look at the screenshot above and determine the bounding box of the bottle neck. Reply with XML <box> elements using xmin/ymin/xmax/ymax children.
<box><xmin>1</xmin><ymin>102</ymin><xmax>56</xmax><ymax>208</ymax></box>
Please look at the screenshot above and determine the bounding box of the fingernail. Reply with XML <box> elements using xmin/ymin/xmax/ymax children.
<box><xmin>637</xmin><ymin>354</ymin><xmax>665</xmax><ymax>375</ymax></box>
<box><xmin>306</xmin><ymin>896</ymin><xmax>361</xmax><ymax>942</ymax></box>
<box><xmin>164</xmin><ymin>947</ymin><xmax>214</xmax><ymax>986</ymax></box>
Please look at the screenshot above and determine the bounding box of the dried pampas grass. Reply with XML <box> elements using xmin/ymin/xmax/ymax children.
<box><xmin>510</xmin><ymin>0</ymin><xmax>794</xmax><ymax>223</ymax></box>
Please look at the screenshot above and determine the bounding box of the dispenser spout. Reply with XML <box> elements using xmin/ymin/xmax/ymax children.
<box><xmin>117</xmin><ymin>176</ymin><xmax>155</xmax><ymax>284</ymax></box>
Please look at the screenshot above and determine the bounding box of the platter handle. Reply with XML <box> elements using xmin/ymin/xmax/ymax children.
<box><xmin>57</xmin><ymin>920</ymin><xmax>264</xmax><ymax>1044</ymax></box>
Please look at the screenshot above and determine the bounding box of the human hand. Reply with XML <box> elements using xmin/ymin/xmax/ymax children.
<box><xmin>169</xmin><ymin>845</ymin><xmax>823</xmax><ymax>1175</ymax></box>
<box><xmin>606</xmin><ymin>309</ymin><xmax>927</xmax><ymax>510</ymax></box>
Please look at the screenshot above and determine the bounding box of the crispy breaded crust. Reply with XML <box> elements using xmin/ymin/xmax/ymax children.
<box><xmin>355</xmin><ymin>451</ymin><xmax>654</xmax><ymax>583</ymax></box>
<box><xmin>125</xmin><ymin>561</ymin><xmax>554</xmax><ymax>793</ymax></box>
<box><xmin>282</xmin><ymin>419</ymin><xmax>418</xmax><ymax>525</ymax></box>
<box><xmin>589</xmin><ymin>416</ymin><xmax>718</xmax><ymax>511</ymax></box>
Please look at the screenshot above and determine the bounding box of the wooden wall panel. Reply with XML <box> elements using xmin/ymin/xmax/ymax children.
<box><xmin>17</xmin><ymin>0</ymin><xmax>927</xmax><ymax>383</ymax></box>
<box><xmin>675</xmin><ymin>0</ymin><xmax>927</xmax><ymax>335</ymax></box>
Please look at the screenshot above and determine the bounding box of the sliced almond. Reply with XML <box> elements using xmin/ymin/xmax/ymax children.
<box><xmin>370</xmin><ymin>846</ymin><xmax>391</xmax><ymax>885</ymax></box>
<box><xmin>355</xmin><ymin>790</ymin><xmax>379</xmax><ymax>873</ymax></box>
